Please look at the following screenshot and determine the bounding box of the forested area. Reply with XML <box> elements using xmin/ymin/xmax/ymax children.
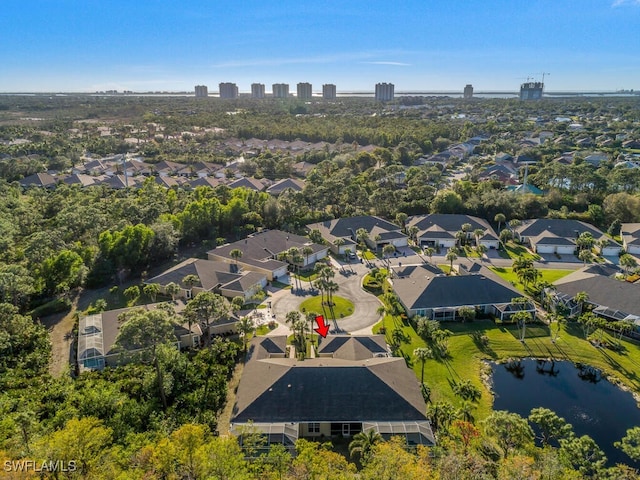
<box><xmin>1</xmin><ymin>94</ymin><xmax>640</xmax><ymax>477</ymax></box>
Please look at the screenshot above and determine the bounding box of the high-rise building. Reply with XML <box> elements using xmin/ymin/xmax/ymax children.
<box><xmin>463</xmin><ymin>84</ymin><xmax>474</xmax><ymax>99</ymax></box>
<box><xmin>297</xmin><ymin>82</ymin><xmax>312</xmax><ymax>99</ymax></box>
<box><xmin>272</xmin><ymin>83</ymin><xmax>290</xmax><ymax>98</ymax></box>
<box><xmin>322</xmin><ymin>84</ymin><xmax>337</xmax><ymax>100</ymax></box>
<box><xmin>520</xmin><ymin>82</ymin><xmax>544</xmax><ymax>100</ymax></box>
<box><xmin>219</xmin><ymin>82</ymin><xmax>239</xmax><ymax>99</ymax></box>
<box><xmin>194</xmin><ymin>85</ymin><xmax>208</xmax><ymax>98</ymax></box>
<box><xmin>375</xmin><ymin>82</ymin><xmax>394</xmax><ymax>102</ymax></box>
<box><xmin>251</xmin><ymin>83</ymin><xmax>265</xmax><ymax>99</ymax></box>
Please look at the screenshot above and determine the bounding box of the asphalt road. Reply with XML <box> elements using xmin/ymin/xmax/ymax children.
<box><xmin>269</xmin><ymin>259</ymin><xmax>383</xmax><ymax>336</ymax></box>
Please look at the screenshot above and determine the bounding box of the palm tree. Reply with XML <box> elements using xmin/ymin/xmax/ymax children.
<box><xmin>512</xmin><ymin>256</ymin><xmax>534</xmax><ymax>274</ymax></box>
<box><xmin>325</xmin><ymin>280</ymin><xmax>339</xmax><ymax>314</ymax></box>
<box><xmin>424</xmin><ymin>246</ymin><xmax>435</xmax><ymax>264</ymax></box>
<box><xmin>620</xmin><ymin>253</ymin><xmax>638</xmax><ymax>276</ymax></box>
<box><xmin>236</xmin><ymin>315</ymin><xmax>255</xmax><ymax>352</ymax></box>
<box><xmin>445</xmin><ymin>248</ymin><xmax>458</xmax><ymax>275</ymax></box>
<box><xmin>512</xmin><ymin>311</ymin><xmax>532</xmax><ymax>342</ymax></box>
<box><xmin>473</xmin><ymin>229</ymin><xmax>485</xmax><ymax>246</ymax></box>
<box><xmin>395</xmin><ymin>212</ymin><xmax>408</xmax><ymax>231</ymax></box>
<box><xmin>182</xmin><ymin>274</ymin><xmax>200</xmax><ymax>292</ymax></box>
<box><xmin>408</xmin><ymin>225</ymin><xmax>419</xmax><ymax>244</ymax></box>
<box><xmin>165</xmin><ymin>282</ymin><xmax>181</xmax><ymax>302</ymax></box>
<box><xmin>578</xmin><ymin>249</ymin><xmax>593</xmax><ymax>265</ymax></box>
<box><xmin>499</xmin><ymin>229</ymin><xmax>513</xmax><ymax>249</ymax></box>
<box><xmin>333</xmin><ymin>237</ymin><xmax>345</xmax><ymax>255</ymax></box>
<box><xmin>458</xmin><ymin>400</ymin><xmax>477</xmax><ymax>424</ymax></box>
<box><xmin>355</xmin><ymin>228</ymin><xmax>369</xmax><ymax>249</ymax></box>
<box><xmin>314</xmin><ymin>278</ymin><xmax>327</xmax><ymax>306</ymax></box>
<box><xmin>494</xmin><ymin>213</ymin><xmax>506</xmax><ymax>233</ymax></box>
<box><xmin>230</xmin><ymin>248</ymin><xmax>243</xmax><ymax>267</ymax></box>
<box><xmin>302</xmin><ymin>245</ymin><xmax>314</xmax><ymax>269</ymax></box>
<box><xmin>143</xmin><ymin>283</ymin><xmax>161</xmax><ymax>303</ymax></box>
<box><xmin>476</xmin><ymin>243</ymin><xmax>488</xmax><ymax>260</ymax></box>
<box><xmin>382</xmin><ymin>244</ymin><xmax>395</xmax><ymax>267</ymax></box>
<box><xmin>518</xmin><ymin>267</ymin><xmax>540</xmax><ymax>290</ymax></box>
<box><xmin>573</xmin><ymin>291</ymin><xmax>589</xmax><ymax>315</ymax></box>
<box><xmin>413</xmin><ymin>347</ymin><xmax>433</xmax><ymax>383</ymax></box>
<box><xmin>348</xmin><ymin>430</ymin><xmax>383</xmax><ymax>465</ymax></box>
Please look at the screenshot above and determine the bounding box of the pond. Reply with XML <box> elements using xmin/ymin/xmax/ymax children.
<box><xmin>491</xmin><ymin>359</ymin><xmax>640</xmax><ymax>466</ymax></box>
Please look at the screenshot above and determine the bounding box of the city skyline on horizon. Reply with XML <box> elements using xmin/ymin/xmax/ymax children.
<box><xmin>2</xmin><ymin>1</ymin><xmax>640</xmax><ymax>93</ymax></box>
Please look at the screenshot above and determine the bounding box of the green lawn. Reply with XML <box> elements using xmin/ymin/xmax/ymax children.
<box><xmin>374</xmin><ymin>311</ymin><xmax>640</xmax><ymax>422</ymax></box>
<box><xmin>438</xmin><ymin>264</ymin><xmax>453</xmax><ymax>274</ymax></box>
<box><xmin>499</xmin><ymin>241</ymin><xmax>541</xmax><ymax>261</ymax></box>
<box><xmin>294</xmin><ymin>271</ymin><xmax>319</xmax><ymax>282</ymax></box>
<box><xmin>361</xmin><ymin>250</ymin><xmax>377</xmax><ymax>260</ymax></box>
<box><xmin>489</xmin><ymin>267</ymin><xmax>573</xmax><ymax>293</ymax></box>
<box><xmin>299</xmin><ymin>295</ymin><xmax>355</xmax><ymax>320</ymax></box>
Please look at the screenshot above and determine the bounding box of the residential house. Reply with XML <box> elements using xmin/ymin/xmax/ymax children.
<box><xmin>292</xmin><ymin>161</ymin><xmax>316</xmax><ymax>178</ymax></box>
<box><xmin>515</xmin><ymin>219</ymin><xmax>621</xmax><ymax>256</ymax></box>
<box><xmin>227</xmin><ymin>177</ymin><xmax>269</xmax><ymax>192</ymax></box>
<box><xmin>77</xmin><ymin>303</ymin><xmax>201</xmax><ymax>372</ymax></box>
<box><xmin>266</xmin><ymin>178</ymin><xmax>304</xmax><ymax>196</ymax></box>
<box><xmin>188</xmin><ymin>177</ymin><xmax>224</xmax><ymax>189</ymax></box>
<box><xmin>389</xmin><ymin>265</ymin><xmax>534</xmax><ymax>321</ymax></box>
<box><xmin>61</xmin><ymin>174</ymin><xmax>96</xmax><ymax>187</ymax></box>
<box><xmin>146</xmin><ymin>258</ymin><xmax>267</xmax><ymax>301</ymax></box>
<box><xmin>230</xmin><ymin>335</ymin><xmax>435</xmax><ymax>448</ymax></box>
<box><xmin>208</xmin><ymin>230</ymin><xmax>328</xmax><ymax>281</ymax></box>
<box><xmin>544</xmin><ymin>265</ymin><xmax>640</xmax><ymax>323</ymax></box>
<box><xmin>406</xmin><ymin>214</ymin><xmax>499</xmax><ymax>250</ymax></box>
<box><xmin>307</xmin><ymin>216</ymin><xmax>407</xmax><ymax>254</ymax></box>
<box><xmin>19</xmin><ymin>172</ymin><xmax>57</xmax><ymax>189</ymax></box>
<box><xmin>621</xmin><ymin>223</ymin><xmax>640</xmax><ymax>255</ymax></box>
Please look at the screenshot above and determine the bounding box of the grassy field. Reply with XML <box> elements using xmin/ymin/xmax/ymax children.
<box><xmin>374</xmin><ymin>314</ymin><xmax>640</xmax><ymax>421</ymax></box>
<box><xmin>489</xmin><ymin>267</ymin><xmax>573</xmax><ymax>293</ymax></box>
<box><xmin>299</xmin><ymin>295</ymin><xmax>355</xmax><ymax>320</ymax></box>
<box><xmin>498</xmin><ymin>241</ymin><xmax>541</xmax><ymax>261</ymax></box>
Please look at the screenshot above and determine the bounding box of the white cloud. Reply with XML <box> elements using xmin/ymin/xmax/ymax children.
<box><xmin>612</xmin><ymin>0</ymin><xmax>640</xmax><ymax>6</ymax></box>
<box><xmin>211</xmin><ymin>50</ymin><xmax>415</xmax><ymax>69</ymax></box>
<box><xmin>360</xmin><ymin>61</ymin><xmax>411</xmax><ymax>66</ymax></box>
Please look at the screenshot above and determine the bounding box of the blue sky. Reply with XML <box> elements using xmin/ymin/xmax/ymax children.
<box><xmin>1</xmin><ymin>0</ymin><xmax>639</xmax><ymax>92</ymax></box>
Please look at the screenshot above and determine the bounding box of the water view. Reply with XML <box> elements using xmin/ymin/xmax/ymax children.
<box><xmin>492</xmin><ymin>359</ymin><xmax>640</xmax><ymax>466</ymax></box>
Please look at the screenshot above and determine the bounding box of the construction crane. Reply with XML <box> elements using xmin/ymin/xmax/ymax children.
<box><xmin>535</xmin><ymin>72</ymin><xmax>551</xmax><ymax>84</ymax></box>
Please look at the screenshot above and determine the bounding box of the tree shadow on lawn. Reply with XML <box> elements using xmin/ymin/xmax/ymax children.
<box><xmin>596</xmin><ymin>347</ymin><xmax>640</xmax><ymax>389</ymax></box>
<box><xmin>469</xmin><ymin>331</ymin><xmax>498</xmax><ymax>360</ymax></box>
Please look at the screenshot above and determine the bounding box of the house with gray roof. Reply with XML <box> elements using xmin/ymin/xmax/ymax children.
<box><xmin>19</xmin><ymin>172</ymin><xmax>57</xmax><ymax>189</ymax></box>
<box><xmin>307</xmin><ymin>215</ymin><xmax>407</xmax><ymax>254</ymax></box>
<box><xmin>389</xmin><ymin>265</ymin><xmax>534</xmax><ymax>321</ymax></box>
<box><xmin>515</xmin><ymin>218</ymin><xmax>621</xmax><ymax>256</ymax></box>
<box><xmin>621</xmin><ymin>223</ymin><xmax>640</xmax><ymax>255</ymax></box>
<box><xmin>230</xmin><ymin>335</ymin><xmax>434</xmax><ymax>448</ymax></box>
<box><xmin>146</xmin><ymin>258</ymin><xmax>267</xmax><ymax>301</ymax></box>
<box><xmin>227</xmin><ymin>176</ymin><xmax>269</xmax><ymax>192</ymax></box>
<box><xmin>406</xmin><ymin>214</ymin><xmax>499</xmax><ymax>250</ymax></box>
<box><xmin>208</xmin><ymin>230</ymin><xmax>328</xmax><ymax>281</ymax></box>
<box><xmin>77</xmin><ymin>303</ymin><xmax>202</xmax><ymax>372</ymax></box>
<box><xmin>266</xmin><ymin>178</ymin><xmax>304</xmax><ymax>196</ymax></box>
<box><xmin>544</xmin><ymin>265</ymin><xmax>640</xmax><ymax>324</ymax></box>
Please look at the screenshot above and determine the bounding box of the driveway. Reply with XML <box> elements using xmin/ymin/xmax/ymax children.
<box><xmin>268</xmin><ymin>260</ymin><xmax>383</xmax><ymax>335</ymax></box>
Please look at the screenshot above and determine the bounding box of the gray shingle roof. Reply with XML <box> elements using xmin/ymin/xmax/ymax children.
<box><xmin>407</xmin><ymin>214</ymin><xmax>498</xmax><ymax>241</ymax></box>
<box><xmin>208</xmin><ymin>230</ymin><xmax>326</xmax><ymax>271</ymax></box>
<box><xmin>391</xmin><ymin>268</ymin><xmax>521</xmax><ymax>310</ymax></box>
<box><xmin>307</xmin><ymin>216</ymin><xmax>405</xmax><ymax>244</ymax></box>
<box><xmin>233</xmin><ymin>336</ymin><xmax>427</xmax><ymax>424</ymax></box>
<box><xmin>553</xmin><ymin>266</ymin><xmax>640</xmax><ymax>318</ymax></box>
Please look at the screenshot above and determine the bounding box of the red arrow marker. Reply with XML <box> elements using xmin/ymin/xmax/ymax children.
<box><xmin>314</xmin><ymin>315</ymin><xmax>330</xmax><ymax>338</ymax></box>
